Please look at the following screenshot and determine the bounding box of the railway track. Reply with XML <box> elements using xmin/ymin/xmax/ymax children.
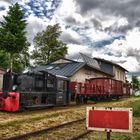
<box><xmin>25</xmin><ymin>101</ymin><xmax>96</xmax><ymax>112</ymax></box>
<box><xmin>69</xmin><ymin>130</ymin><xmax>92</xmax><ymax>140</ymax></box>
<box><xmin>4</xmin><ymin>118</ymin><xmax>87</xmax><ymax>140</ymax></box>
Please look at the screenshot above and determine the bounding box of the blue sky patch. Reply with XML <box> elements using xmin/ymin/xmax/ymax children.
<box><xmin>20</xmin><ymin>0</ymin><xmax>60</xmax><ymax>20</ymax></box>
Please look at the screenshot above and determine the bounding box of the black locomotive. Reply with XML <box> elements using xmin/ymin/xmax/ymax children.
<box><xmin>0</xmin><ymin>70</ymin><xmax>70</xmax><ymax>112</ymax></box>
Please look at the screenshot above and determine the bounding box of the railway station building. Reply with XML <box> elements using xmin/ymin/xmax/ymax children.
<box><xmin>33</xmin><ymin>53</ymin><xmax>128</xmax><ymax>83</ymax></box>
<box><xmin>94</xmin><ymin>57</ymin><xmax>127</xmax><ymax>82</ymax></box>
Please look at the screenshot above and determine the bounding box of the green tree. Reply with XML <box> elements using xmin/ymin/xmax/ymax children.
<box><xmin>31</xmin><ymin>23</ymin><xmax>67</xmax><ymax>66</ymax></box>
<box><xmin>0</xmin><ymin>3</ymin><xmax>29</xmax><ymax>72</ymax></box>
<box><xmin>132</xmin><ymin>75</ymin><xmax>140</xmax><ymax>92</ymax></box>
<box><xmin>0</xmin><ymin>50</ymin><xmax>10</xmax><ymax>69</ymax></box>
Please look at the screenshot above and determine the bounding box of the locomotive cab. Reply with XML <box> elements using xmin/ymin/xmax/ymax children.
<box><xmin>0</xmin><ymin>70</ymin><xmax>19</xmax><ymax>111</ymax></box>
<box><xmin>0</xmin><ymin>70</ymin><xmax>70</xmax><ymax>112</ymax></box>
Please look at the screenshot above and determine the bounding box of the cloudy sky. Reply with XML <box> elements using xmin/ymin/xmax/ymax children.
<box><xmin>0</xmin><ymin>0</ymin><xmax>140</xmax><ymax>78</ymax></box>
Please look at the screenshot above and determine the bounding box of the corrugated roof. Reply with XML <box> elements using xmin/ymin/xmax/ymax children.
<box><xmin>79</xmin><ymin>53</ymin><xmax>100</xmax><ymax>69</ymax></box>
<box><xmin>94</xmin><ymin>57</ymin><xmax>128</xmax><ymax>72</ymax></box>
<box><xmin>32</xmin><ymin>62</ymin><xmax>86</xmax><ymax>77</ymax></box>
<box><xmin>32</xmin><ymin>53</ymin><xmax>126</xmax><ymax>77</ymax></box>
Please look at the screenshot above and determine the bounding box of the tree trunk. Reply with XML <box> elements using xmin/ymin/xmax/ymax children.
<box><xmin>10</xmin><ymin>53</ymin><xmax>13</xmax><ymax>72</ymax></box>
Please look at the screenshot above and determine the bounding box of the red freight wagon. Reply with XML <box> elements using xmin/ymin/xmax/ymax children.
<box><xmin>89</xmin><ymin>77</ymin><xmax>123</xmax><ymax>97</ymax></box>
<box><xmin>70</xmin><ymin>77</ymin><xmax>124</xmax><ymax>104</ymax></box>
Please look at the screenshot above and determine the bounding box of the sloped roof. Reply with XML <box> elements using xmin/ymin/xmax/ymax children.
<box><xmin>32</xmin><ymin>53</ymin><xmax>127</xmax><ymax>77</ymax></box>
<box><xmin>32</xmin><ymin>57</ymin><xmax>113</xmax><ymax>77</ymax></box>
<box><xmin>32</xmin><ymin>61</ymin><xmax>86</xmax><ymax>77</ymax></box>
<box><xmin>78</xmin><ymin>53</ymin><xmax>100</xmax><ymax>69</ymax></box>
<box><xmin>94</xmin><ymin>57</ymin><xmax>128</xmax><ymax>72</ymax></box>
<box><xmin>76</xmin><ymin>53</ymin><xmax>113</xmax><ymax>76</ymax></box>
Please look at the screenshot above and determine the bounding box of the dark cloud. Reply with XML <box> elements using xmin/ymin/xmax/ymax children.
<box><xmin>104</xmin><ymin>23</ymin><xmax>133</xmax><ymax>34</ymax></box>
<box><xmin>60</xmin><ymin>32</ymin><xmax>82</xmax><ymax>45</ymax></box>
<box><xmin>1</xmin><ymin>0</ymin><xmax>11</xmax><ymax>3</ymax></box>
<box><xmin>2</xmin><ymin>0</ymin><xmax>18</xmax><ymax>4</ymax></box>
<box><xmin>75</xmin><ymin>0</ymin><xmax>103</xmax><ymax>13</ymax></box>
<box><xmin>127</xmin><ymin>48</ymin><xmax>140</xmax><ymax>57</ymax></box>
<box><xmin>75</xmin><ymin>0</ymin><xmax>140</xmax><ymax>20</ymax></box>
<box><xmin>135</xmin><ymin>20</ymin><xmax>140</xmax><ymax>27</ymax></box>
<box><xmin>91</xmin><ymin>18</ymin><xmax>102</xmax><ymax>30</ymax></box>
<box><xmin>75</xmin><ymin>0</ymin><xmax>140</xmax><ymax>33</ymax></box>
<box><xmin>65</xmin><ymin>16</ymin><xmax>78</xmax><ymax>25</ymax></box>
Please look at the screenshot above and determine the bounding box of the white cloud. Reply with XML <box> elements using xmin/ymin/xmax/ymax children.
<box><xmin>28</xmin><ymin>0</ymin><xmax>140</xmax><ymax>74</ymax></box>
<box><xmin>58</xmin><ymin>0</ymin><xmax>76</xmax><ymax>16</ymax></box>
<box><xmin>0</xmin><ymin>0</ymin><xmax>140</xmax><ymax>75</ymax></box>
<box><xmin>122</xmin><ymin>57</ymin><xmax>140</xmax><ymax>72</ymax></box>
<box><xmin>126</xmin><ymin>28</ymin><xmax>140</xmax><ymax>49</ymax></box>
<box><xmin>67</xmin><ymin>44</ymin><xmax>91</xmax><ymax>57</ymax></box>
<box><xmin>0</xmin><ymin>1</ymin><xmax>10</xmax><ymax>20</ymax></box>
<box><xmin>26</xmin><ymin>15</ymin><xmax>48</xmax><ymax>43</ymax></box>
<box><xmin>85</xmin><ymin>28</ymin><xmax>110</xmax><ymax>41</ymax></box>
<box><xmin>90</xmin><ymin>28</ymin><xmax>140</xmax><ymax>72</ymax></box>
<box><xmin>0</xmin><ymin>10</ymin><xmax>7</xmax><ymax>20</ymax></box>
<box><xmin>0</xmin><ymin>1</ymin><xmax>10</xmax><ymax>6</ymax></box>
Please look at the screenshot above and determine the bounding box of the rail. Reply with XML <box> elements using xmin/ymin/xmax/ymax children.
<box><xmin>4</xmin><ymin>118</ymin><xmax>86</xmax><ymax>140</ymax></box>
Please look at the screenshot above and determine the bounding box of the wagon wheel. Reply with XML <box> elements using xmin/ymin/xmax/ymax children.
<box><xmin>76</xmin><ymin>96</ymin><xmax>80</xmax><ymax>105</ymax></box>
<box><xmin>76</xmin><ymin>96</ymin><xmax>84</xmax><ymax>105</ymax></box>
<box><xmin>83</xmin><ymin>98</ymin><xmax>87</xmax><ymax>104</ymax></box>
<box><xmin>32</xmin><ymin>96</ymin><xmax>40</xmax><ymax>105</ymax></box>
<box><xmin>45</xmin><ymin>97</ymin><xmax>49</xmax><ymax>104</ymax></box>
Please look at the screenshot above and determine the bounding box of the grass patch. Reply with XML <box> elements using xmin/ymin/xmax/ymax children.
<box><xmin>0</xmin><ymin>110</ymin><xmax>77</xmax><ymax>128</ymax></box>
<box><xmin>132</xmin><ymin>101</ymin><xmax>140</xmax><ymax>117</ymax></box>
